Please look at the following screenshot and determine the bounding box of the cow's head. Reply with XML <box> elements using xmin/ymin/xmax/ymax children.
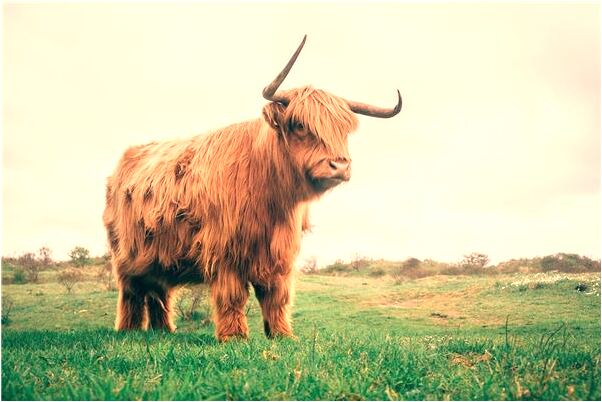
<box><xmin>261</xmin><ymin>35</ymin><xmax>402</xmax><ymax>195</ymax></box>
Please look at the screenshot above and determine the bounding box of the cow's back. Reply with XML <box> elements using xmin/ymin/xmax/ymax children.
<box><xmin>103</xmin><ymin>120</ymin><xmax>264</xmax><ymax>278</ymax></box>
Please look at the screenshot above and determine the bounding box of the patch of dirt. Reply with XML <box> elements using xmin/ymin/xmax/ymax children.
<box><xmin>367</xmin><ymin>285</ymin><xmax>503</xmax><ymax>326</ymax></box>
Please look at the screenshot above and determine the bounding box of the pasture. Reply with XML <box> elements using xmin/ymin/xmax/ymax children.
<box><xmin>1</xmin><ymin>264</ymin><xmax>600</xmax><ymax>400</ymax></box>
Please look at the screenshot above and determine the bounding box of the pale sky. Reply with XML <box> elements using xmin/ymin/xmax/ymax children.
<box><xmin>3</xmin><ymin>3</ymin><xmax>600</xmax><ymax>266</ymax></box>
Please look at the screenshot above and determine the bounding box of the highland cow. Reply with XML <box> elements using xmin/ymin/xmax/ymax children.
<box><xmin>103</xmin><ymin>36</ymin><xmax>402</xmax><ymax>341</ymax></box>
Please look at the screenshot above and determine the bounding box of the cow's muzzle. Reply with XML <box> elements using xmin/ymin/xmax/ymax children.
<box><xmin>328</xmin><ymin>159</ymin><xmax>351</xmax><ymax>182</ymax></box>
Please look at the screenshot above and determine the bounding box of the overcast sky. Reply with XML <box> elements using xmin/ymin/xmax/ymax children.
<box><xmin>3</xmin><ymin>3</ymin><xmax>600</xmax><ymax>266</ymax></box>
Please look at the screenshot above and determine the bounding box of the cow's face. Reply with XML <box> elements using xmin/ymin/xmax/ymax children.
<box><xmin>262</xmin><ymin>87</ymin><xmax>358</xmax><ymax>194</ymax></box>
<box><xmin>286</xmin><ymin>119</ymin><xmax>351</xmax><ymax>193</ymax></box>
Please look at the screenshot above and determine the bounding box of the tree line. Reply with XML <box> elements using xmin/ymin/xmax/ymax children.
<box><xmin>301</xmin><ymin>252</ymin><xmax>601</xmax><ymax>279</ymax></box>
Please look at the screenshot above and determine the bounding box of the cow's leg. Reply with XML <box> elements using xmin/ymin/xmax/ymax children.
<box><xmin>147</xmin><ymin>286</ymin><xmax>176</xmax><ymax>332</ymax></box>
<box><xmin>253</xmin><ymin>274</ymin><xmax>294</xmax><ymax>338</ymax></box>
<box><xmin>210</xmin><ymin>270</ymin><xmax>249</xmax><ymax>341</ymax></box>
<box><xmin>115</xmin><ymin>276</ymin><xmax>148</xmax><ymax>330</ymax></box>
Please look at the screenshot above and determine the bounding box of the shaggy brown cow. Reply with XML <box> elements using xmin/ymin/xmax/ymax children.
<box><xmin>103</xmin><ymin>36</ymin><xmax>401</xmax><ymax>341</ymax></box>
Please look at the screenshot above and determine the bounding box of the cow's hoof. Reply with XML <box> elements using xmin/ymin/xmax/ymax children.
<box><xmin>217</xmin><ymin>333</ymin><xmax>248</xmax><ymax>343</ymax></box>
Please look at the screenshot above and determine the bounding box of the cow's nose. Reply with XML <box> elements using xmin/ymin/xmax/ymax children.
<box><xmin>329</xmin><ymin>159</ymin><xmax>351</xmax><ymax>180</ymax></box>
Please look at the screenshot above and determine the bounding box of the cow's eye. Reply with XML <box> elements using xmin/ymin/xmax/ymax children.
<box><xmin>290</xmin><ymin>121</ymin><xmax>307</xmax><ymax>138</ymax></box>
<box><xmin>290</xmin><ymin>122</ymin><xmax>304</xmax><ymax>134</ymax></box>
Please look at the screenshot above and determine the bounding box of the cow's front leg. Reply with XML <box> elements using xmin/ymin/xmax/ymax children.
<box><xmin>253</xmin><ymin>274</ymin><xmax>294</xmax><ymax>338</ymax></box>
<box><xmin>210</xmin><ymin>270</ymin><xmax>249</xmax><ymax>341</ymax></box>
<box><xmin>115</xmin><ymin>276</ymin><xmax>148</xmax><ymax>331</ymax></box>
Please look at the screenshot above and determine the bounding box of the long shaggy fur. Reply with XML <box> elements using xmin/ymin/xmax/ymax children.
<box><xmin>104</xmin><ymin>86</ymin><xmax>358</xmax><ymax>340</ymax></box>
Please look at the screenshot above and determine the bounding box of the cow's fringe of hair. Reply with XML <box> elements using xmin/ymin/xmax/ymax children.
<box><xmin>103</xmin><ymin>86</ymin><xmax>357</xmax><ymax>284</ymax></box>
<box><xmin>283</xmin><ymin>86</ymin><xmax>358</xmax><ymax>153</ymax></box>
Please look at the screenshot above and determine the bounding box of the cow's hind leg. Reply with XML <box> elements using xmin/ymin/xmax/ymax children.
<box><xmin>147</xmin><ymin>287</ymin><xmax>176</xmax><ymax>332</ymax></box>
<box><xmin>115</xmin><ymin>276</ymin><xmax>148</xmax><ymax>330</ymax></box>
<box><xmin>253</xmin><ymin>274</ymin><xmax>294</xmax><ymax>338</ymax></box>
<box><xmin>210</xmin><ymin>270</ymin><xmax>249</xmax><ymax>341</ymax></box>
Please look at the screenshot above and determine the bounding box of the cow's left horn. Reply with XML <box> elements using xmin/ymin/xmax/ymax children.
<box><xmin>345</xmin><ymin>90</ymin><xmax>402</xmax><ymax>118</ymax></box>
<box><xmin>262</xmin><ymin>35</ymin><xmax>307</xmax><ymax>105</ymax></box>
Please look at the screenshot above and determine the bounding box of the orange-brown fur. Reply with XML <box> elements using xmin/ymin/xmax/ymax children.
<box><xmin>103</xmin><ymin>86</ymin><xmax>358</xmax><ymax>340</ymax></box>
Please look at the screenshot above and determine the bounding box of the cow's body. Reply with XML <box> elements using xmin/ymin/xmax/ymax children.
<box><xmin>104</xmin><ymin>37</ymin><xmax>401</xmax><ymax>340</ymax></box>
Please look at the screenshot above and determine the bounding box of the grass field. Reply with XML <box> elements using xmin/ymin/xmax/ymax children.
<box><xmin>1</xmin><ymin>266</ymin><xmax>600</xmax><ymax>400</ymax></box>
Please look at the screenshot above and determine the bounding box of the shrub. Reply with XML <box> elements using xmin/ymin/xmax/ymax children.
<box><xmin>38</xmin><ymin>246</ymin><xmax>53</xmax><ymax>267</ymax></box>
<box><xmin>1</xmin><ymin>257</ymin><xmax>17</xmax><ymax>270</ymax></box>
<box><xmin>540</xmin><ymin>253</ymin><xmax>600</xmax><ymax>273</ymax></box>
<box><xmin>68</xmin><ymin>246</ymin><xmax>91</xmax><ymax>268</ymax></box>
<box><xmin>57</xmin><ymin>269</ymin><xmax>83</xmax><ymax>293</ymax></box>
<box><xmin>18</xmin><ymin>252</ymin><xmax>42</xmax><ymax>283</ymax></box>
<box><xmin>393</xmin><ymin>258</ymin><xmax>430</xmax><ymax>282</ymax></box>
<box><xmin>300</xmin><ymin>256</ymin><xmax>319</xmax><ymax>274</ymax></box>
<box><xmin>176</xmin><ymin>285</ymin><xmax>210</xmax><ymax>323</ymax></box>
<box><xmin>460</xmin><ymin>252</ymin><xmax>490</xmax><ymax>274</ymax></box>
<box><xmin>322</xmin><ymin>260</ymin><xmax>349</xmax><ymax>274</ymax></box>
<box><xmin>96</xmin><ymin>256</ymin><xmax>116</xmax><ymax>291</ymax></box>
<box><xmin>402</xmin><ymin>257</ymin><xmax>421</xmax><ymax>270</ymax></box>
<box><xmin>2</xmin><ymin>295</ymin><xmax>15</xmax><ymax>325</ymax></box>
<box><xmin>12</xmin><ymin>269</ymin><xmax>27</xmax><ymax>284</ymax></box>
<box><xmin>405</xmin><ymin>268</ymin><xmax>432</xmax><ymax>279</ymax></box>
<box><xmin>350</xmin><ymin>254</ymin><xmax>371</xmax><ymax>272</ymax></box>
<box><xmin>368</xmin><ymin>267</ymin><xmax>386</xmax><ymax>277</ymax></box>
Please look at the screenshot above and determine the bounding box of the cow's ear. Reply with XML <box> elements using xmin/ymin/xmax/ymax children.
<box><xmin>262</xmin><ymin>102</ymin><xmax>287</xmax><ymax>132</ymax></box>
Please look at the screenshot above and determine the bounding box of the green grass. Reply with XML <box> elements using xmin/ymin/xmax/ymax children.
<box><xmin>2</xmin><ymin>268</ymin><xmax>600</xmax><ymax>400</ymax></box>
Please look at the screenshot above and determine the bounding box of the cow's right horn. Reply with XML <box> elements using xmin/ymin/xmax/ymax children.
<box><xmin>262</xmin><ymin>35</ymin><xmax>307</xmax><ymax>105</ymax></box>
<box><xmin>345</xmin><ymin>90</ymin><xmax>403</xmax><ymax>118</ymax></box>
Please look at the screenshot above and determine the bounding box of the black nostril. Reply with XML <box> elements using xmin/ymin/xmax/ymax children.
<box><xmin>329</xmin><ymin>160</ymin><xmax>350</xmax><ymax>172</ymax></box>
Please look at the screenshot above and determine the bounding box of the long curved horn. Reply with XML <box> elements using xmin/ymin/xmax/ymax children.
<box><xmin>345</xmin><ymin>90</ymin><xmax>402</xmax><ymax>118</ymax></box>
<box><xmin>262</xmin><ymin>35</ymin><xmax>307</xmax><ymax>104</ymax></box>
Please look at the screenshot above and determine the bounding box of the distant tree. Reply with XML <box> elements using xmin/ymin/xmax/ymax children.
<box><xmin>300</xmin><ymin>256</ymin><xmax>319</xmax><ymax>274</ymax></box>
<box><xmin>57</xmin><ymin>269</ymin><xmax>83</xmax><ymax>293</ymax></box>
<box><xmin>69</xmin><ymin>246</ymin><xmax>91</xmax><ymax>268</ymax></box>
<box><xmin>394</xmin><ymin>257</ymin><xmax>428</xmax><ymax>282</ymax></box>
<box><xmin>323</xmin><ymin>259</ymin><xmax>349</xmax><ymax>274</ymax></box>
<box><xmin>38</xmin><ymin>247</ymin><xmax>53</xmax><ymax>267</ymax></box>
<box><xmin>37</xmin><ymin>247</ymin><xmax>53</xmax><ymax>267</ymax></box>
<box><xmin>401</xmin><ymin>257</ymin><xmax>421</xmax><ymax>270</ymax></box>
<box><xmin>540</xmin><ymin>253</ymin><xmax>601</xmax><ymax>273</ymax></box>
<box><xmin>17</xmin><ymin>252</ymin><xmax>36</xmax><ymax>268</ymax></box>
<box><xmin>350</xmin><ymin>254</ymin><xmax>370</xmax><ymax>271</ymax></box>
<box><xmin>461</xmin><ymin>253</ymin><xmax>490</xmax><ymax>270</ymax></box>
<box><xmin>18</xmin><ymin>252</ymin><xmax>41</xmax><ymax>283</ymax></box>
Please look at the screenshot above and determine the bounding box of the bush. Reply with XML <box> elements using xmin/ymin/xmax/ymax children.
<box><xmin>368</xmin><ymin>267</ymin><xmax>386</xmax><ymax>277</ymax></box>
<box><xmin>96</xmin><ymin>256</ymin><xmax>116</xmax><ymax>291</ymax></box>
<box><xmin>322</xmin><ymin>260</ymin><xmax>350</xmax><ymax>274</ymax></box>
<box><xmin>460</xmin><ymin>252</ymin><xmax>490</xmax><ymax>274</ymax></box>
<box><xmin>393</xmin><ymin>258</ymin><xmax>430</xmax><ymax>282</ymax></box>
<box><xmin>2</xmin><ymin>295</ymin><xmax>15</xmax><ymax>325</ymax></box>
<box><xmin>300</xmin><ymin>257</ymin><xmax>319</xmax><ymax>274</ymax></box>
<box><xmin>402</xmin><ymin>258</ymin><xmax>421</xmax><ymax>270</ymax></box>
<box><xmin>540</xmin><ymin>253</ymin><xmax>600</xmax><ymax>273</ymax></box>
<box><xmin>18</xmin><ymin>252</ymin><xmax>42</xmax><ymax>283</ymax></box>
<box><xmin>350</xmin><ymin>254</ymin><xmax>371</xmax><ymax>272</ymax></box>
<box><xmin>12</xmin><ymin>269</ymin><xmax>27</xmax><ymax>284</ymax></box>
<box><xmin>38</xmin><ymin>247</ymin><xmax>53</xmax><ymax>267</ymax></box>
<box><xmin>176</xmin><ymin>285</ymin><xmax>210</xmax><ymax>323</ymax></box>
<box><xmin>68</xmin><ymin>246</ymin><xmax>91</xmax><ymax>268</ymax></box>
<box><xmin>57</xmin><ymin>269</ymin><xmax>83</xmax><ymax>293</ymax></box>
